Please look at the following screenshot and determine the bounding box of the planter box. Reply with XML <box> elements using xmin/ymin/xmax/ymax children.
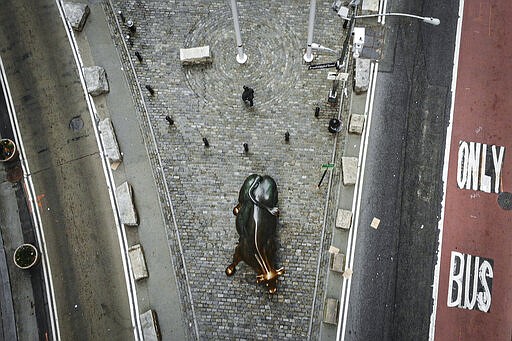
<box><xmin>0</xmin><ymin>139</ymin><xmax>17</xmax><ymax>163</ymax></box>
<box><xmin>14</xmin><ymin>244</ymin><xmax>39</xmax><ymax>269</ymax></box>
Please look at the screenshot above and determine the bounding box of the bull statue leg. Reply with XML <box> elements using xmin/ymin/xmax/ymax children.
<box><xmin>226</xmin><ymin>244</ymin><xmax>242</xmax><ymax>276</ymax></box>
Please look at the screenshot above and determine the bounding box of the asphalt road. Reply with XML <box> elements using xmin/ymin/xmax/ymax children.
<box><xmin>343</xmin><ymin>1</ymin><xmax>459</xmax><ymax>340</ymax></box>
<box><xmin>0</xmin><ymin>1</ymin><xmax>134</xmax><ymax>339</ymax></box>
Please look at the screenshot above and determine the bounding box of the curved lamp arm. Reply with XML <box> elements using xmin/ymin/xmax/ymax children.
<box><xmin>354</xmin><ymin>13</ymin><xmax>440</xmax><ymax>25</ymax></box>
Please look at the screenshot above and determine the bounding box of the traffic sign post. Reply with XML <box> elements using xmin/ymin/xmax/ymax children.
<box><xmin>318</xmin><ymin>163</ymin><xmax>335</xmax><ymax>187</ymax></box>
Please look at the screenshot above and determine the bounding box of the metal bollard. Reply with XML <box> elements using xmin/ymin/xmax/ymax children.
<box><xmin>145</xmin><ymin>85</ymin><xmax>155</xmax><ymax>96</ymax></box>
<box><xmin>135</xmin><ymin>51</ymin><xmax>143</xmax><ymax>62</ymax></box>
<box><xmin>118</xmin><ymin>10</ymin><xmax>126</xmax><ymax>23</ymax></box>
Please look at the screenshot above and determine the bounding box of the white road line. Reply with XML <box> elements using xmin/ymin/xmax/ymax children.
<box><xmin>336</xmin><ymin>60</ymin><xmax>379</xmax><ymax>341</ymax></box>
<box><xmin>54</xmin><ymin>1</ymin><xmax>143</xmax><ymax>339</ymax></box>
<box><xmin>378</xmin><ymin>0</ymin><xmax>384</xmax><ymax>24</ymax></box>
<box><xmin>429</xmin><ymin>1</ymin><xmax>465</xmax><ymax>339</ymax></box>
<box><xmin>381</xmin><ymin>0</ymin><xmax>388</xmax><ymax>25</ymax></box>
<box><xmin>0</xmin><ymin>56</ymin><xmax>61</xmax><ymax>341</ymax></box>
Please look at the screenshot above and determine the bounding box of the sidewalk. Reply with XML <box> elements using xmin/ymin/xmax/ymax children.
<box><xmin>70</xmin><ymin>1</ymin><xmax>189</xmax><ymax>339</ymax></box>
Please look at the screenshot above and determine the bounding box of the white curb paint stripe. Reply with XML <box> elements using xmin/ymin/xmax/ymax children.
<box><xmin>429</xmin><ymin>1</ymin><xmax>465</xmax><ymax>339</ymax></box>
<box><xmin>0</xmin><ymin>56</ymin><xmax>61</xmax><ymax>341</ymax></box>
<box><xmin>54</xmin><ymin>1</ymin><xmax>143</xmax><ymax>339</ymax></box>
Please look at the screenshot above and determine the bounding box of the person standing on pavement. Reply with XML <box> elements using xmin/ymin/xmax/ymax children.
<box><xmin>242</xmin><ymin>85</ymin><xmax>254</xmax><ymax>107</ymax></box>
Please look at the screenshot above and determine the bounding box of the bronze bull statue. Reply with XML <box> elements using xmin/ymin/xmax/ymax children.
<box><xmin>226</xmin><ymin>174</ymin><xmax>284</xmax><ymax>294</ymax></box>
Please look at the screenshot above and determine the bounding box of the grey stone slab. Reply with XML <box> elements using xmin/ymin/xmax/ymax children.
<box><xmin>342</xmin><ymin>156</ymin><xmax>358</xmax><ymax>185</ymax></box>
<box><xmin>83</xmin><ymin>66</ymin><xmax>109</xmax><ymax>96</ymax></box>
<box><xmin>354</xmin><ymin>58</ymin><xmax>371</xmax><ymax>94</ymax></box>
<box><xmin>362</xmin><ymin>0</ymin><xmax>380</xmax><ymax>14</ymax></box>
<box><xmin>330</xmin><ymin>252</ymin><xmax>345</xmax><ymax>273</ymax></box>
<box><xmin>115</xmin><ymin>181</ymin><xmax>138</xmax><ymax>226</ymax></box>
<box><xmin>323</xmin><ymin>298</ymin><xmax>339</xmax><ymax>325</ymax></box>
<box><xmin>140</xmin><ymin>310</ymin><xmax>161</xmax><ymax>341</ymax></box>
<box><xmin>98</xmin><ymin>118</ymin><xmax>122</xmax><ymax>164</ymax></box>
<box><xmin>179</xmin><ymin>46</ymin><xmax>212</xmax><ymax>65</ymax></box>
<box><xmin>128</xmin><ymin>244</ymin><xmax>148</xmax><ymax>280</ymax></box>
<box><xmin>63</xmin><ymin>3</ymin><xmax>90</xmax><ymax>32</ymax></box>
<box><xmin>336</xmin><ymin>208</ymin><xmax>352</xmax><ymax>229</ymax></box>
<box><xmin>348</xmin><ymin>113</ymin><xmax>365</xmax><ymax>135</ymax></box>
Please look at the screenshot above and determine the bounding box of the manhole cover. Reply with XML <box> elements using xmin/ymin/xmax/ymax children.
<box><xmin>69</xmin><ymin>116</ymin><xmax>84</xmax><ymax>131</ymax></box>
<box><xmin>497</xmin><ymin>192</ymin><xmax>512</xmax><ymax>210</ymax></box>
<box><xmin>6</xmin><ymin>165</ymin><xmax>23</xmax><ymax>183</ymax></box>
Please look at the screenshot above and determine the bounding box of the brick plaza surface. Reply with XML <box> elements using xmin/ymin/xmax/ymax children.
<box><xmin>106</xmin><ymin>1</ymin><xmax>347</xmax><ymax>339</ymax></box>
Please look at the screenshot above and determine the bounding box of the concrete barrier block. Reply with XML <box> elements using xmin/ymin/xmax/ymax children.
<box><xmin>348</xmin><ymin>114</ymin><xmax>365</xmax><ymax>135</ymax></box>
<box><xmin>336</xmin><ymin>209</ymin><xmax>352</xmax><ymax>230</ymax></box>
<box><xmin>83</xmin><ymin>66</ymin><xmax>109</xmax><ymax>96</ymax></box>
<box><xmin>354</xmin><ymin>58</ymin><xmax>371</xmax><ymax>94</ymax></box>
<box><xmin>341</xmin><ymin>157</ymin><xmax>358</xmax><ymax>185</ymax></box>
<box><xmin>331</xmin><ymin>253</ymin><xmax>345</xmax><ymax>273</ymax></box>
<box><xmin>140</xmin><ymin>310</ymin><xmax>161</xmax><ymax>341</ymax></box>
<box><xmin>98</xmin><ymin>118</ymin><xmax>122</xmax><ymax>164</ymax></box>
<box><xmin>116</xmin><ymin>181</ymin><xmax>138</xmax><ymax>226</ymax></box>
<box><xmin>180</xmin><ymin>46</ymin><xmax>212</xmax><ymax>65</ymax></box>
<box><xmin>128</xmin><ymin>244</ymin><xmax>148</xmax><ymax>280</ymax></box>
<box><xmin>323</xmin><ymin>298</ymin><xmax>339</xmax><ymax>325</ymax></box>
<box><xmin>63</xmin><ymin>3</ymin><xmax>90</xmax><ymax>32</ymax></box>
<box><xmin>362</xmin><ymin>0</ymin><xmax>380</xmax><ymax>14</ymax></box>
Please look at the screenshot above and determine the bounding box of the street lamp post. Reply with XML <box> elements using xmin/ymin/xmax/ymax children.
<box><xmin>229</xmin><ymin>0</ymin><xmax>247</xmax><ymax>64</ymax></box>
<box><xmin>353</xmin><ymin>12</ymin><xmax>440</xmax><ymax>25</ymax></box>
<box><xmin>303</xmin><ymin>0</ymin><xmax>317</xmax><ymax>63</ymax></box>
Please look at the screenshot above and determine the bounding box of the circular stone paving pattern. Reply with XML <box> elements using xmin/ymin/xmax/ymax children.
<box><xmin>184</xmin><ymin>11</ymin><xmax>302</xmax><ymax>107</ymax></box>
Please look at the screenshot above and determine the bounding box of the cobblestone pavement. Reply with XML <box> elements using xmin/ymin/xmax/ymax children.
<box><xmin>105</xmin><ymin>1</ymin><xmax>348</xmax><ymax>339</ymax></box>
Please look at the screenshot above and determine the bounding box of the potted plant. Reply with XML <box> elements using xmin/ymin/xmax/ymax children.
<box><xmin>13</xmin><ymin>243</ymin><xmax>39</xmax><ymax>269</ymax></box>
<box><xmin>0</xmin><ymin>138</ymin><xmax>17</xmax><ymax>162</ymax></box>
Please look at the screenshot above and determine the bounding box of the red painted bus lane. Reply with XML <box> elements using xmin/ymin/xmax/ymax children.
<box><xmin>434</xmin><ymin>1</ymin><xmax>512</xmax><ymax>340</ymax></box>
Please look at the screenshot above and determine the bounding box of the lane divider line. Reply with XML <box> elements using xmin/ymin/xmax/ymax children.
<box><xmin>429</xmin><ymin>0</ymin><xmax>465</xmax><ymax>339</ymax></box>
<box><xmin>54</xmin><ymin>1</ymin><xmax>143</xmax><ymax>339</ymax></box>
<box><xmin>0</xmin><ymin>56</ymin><xmax>61</xmax><ymax>341</ymax></box>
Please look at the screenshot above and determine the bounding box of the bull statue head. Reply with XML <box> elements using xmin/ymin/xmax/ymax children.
<box><xmin>226</xmin><ymin>174</ymin><xmax>285</xmax><ymax>294</ymax></box>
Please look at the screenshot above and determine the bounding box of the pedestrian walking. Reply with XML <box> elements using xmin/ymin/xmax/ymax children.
<box><xmin>242</xmin><ymin>86</ymin><xmax>254</xmax><ymax>107</ymax></box>
<box><xmin>165</xmin><ymin>115</ymin><xmax>174</xmax><ymax>125</ymax></box>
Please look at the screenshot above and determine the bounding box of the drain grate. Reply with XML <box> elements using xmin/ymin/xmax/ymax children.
<box><xmin>497</xmin><ymin>192</ymin><xmax>512</xmax><ymax>210</ymax></box>
<box><xmin>69</xmin><ymin>116</ymin><xmax>84</xmax><ymax>131</ymax></box>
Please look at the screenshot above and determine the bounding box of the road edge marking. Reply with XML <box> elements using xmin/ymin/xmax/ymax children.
<box><xmin>428</xmin><ymin>0</ymin><xmax>465</xmax><ymax>339</ymax></box>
